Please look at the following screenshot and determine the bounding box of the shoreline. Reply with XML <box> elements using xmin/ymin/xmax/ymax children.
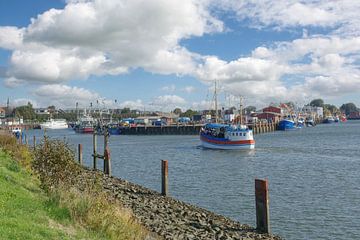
<box><xmin>77</xmin><ymin>167</ymin><xmax>282</xmax><ymax>240</ymax></box>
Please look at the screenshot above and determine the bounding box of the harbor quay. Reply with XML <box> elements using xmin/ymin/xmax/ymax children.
<box><xmin>119</xmin><ymin>122</ymin><xmax>279</xmax><ymax>135</ymax></box>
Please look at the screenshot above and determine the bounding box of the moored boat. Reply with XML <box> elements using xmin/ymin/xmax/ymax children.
<box><xmin>200</xmin><ymin>123</ymin><xmax>255</xmax><ymax>150</ymax></box>
<box><xmin>323</xmin><ymin>116</ymin><xmax>335</xmax><ymax>124</ymax></box>
<box><xmin>40</xmin><ymin>119</ymin><xmax>68</xmax><ymax>129</ymax></box>
<box><xmin>74</xmin><ymin>116</ymin><xmax>94</xmax><ymax>134</ymax></box>
<box><xmin>278</xmin><ymin>119</ymin><xmax>296</xmax><ymax>130</ymax></box>
<box><xmin>108</xmin><ymin>123</ymin><xmax>121</xmax><ymax>135</ymax></box>
<box><xmin>305</xmin><ymin>117</ymin><xmax>315</xmax><ymax>127</ymax></box>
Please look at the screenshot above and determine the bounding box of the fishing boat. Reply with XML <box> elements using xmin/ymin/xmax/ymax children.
<box><xmin>340</xmin><ymin>115</ymin><xmax>347</xmax><ymax>122</ymax></box>
<box><xmin>323</xmin><ymin>116</ymin><xmax>335</xmax><ymax>124</ymax></box>
<box><xmin>297</xmin><ymin>118</ymin><xmax>305</xmax><ymax>128</ymax></box>
<box><xmin>278</xmin><ymin>118</ymin><xmax>296</xmax><ymax>130</ymax></box>
<box><xmin>40</xmin><ymin>119</ymin><xmax>68</xmax><ymax>129</ymax></box>
<box><xmin>107</xmin><ymin>123</ymin><xmax>121</xmax><ymax>135</ymax></box>
<box><xmin>74</xmin><ymin>116</ymin><xmax>94</xmax><ymax>134</ymax></box>
<box><xmin>305</xmin><ymin>117</ymin><xmax>315</xmax><ymax>127</ymax></box>
<box><xmin>200</xmin><ymin>123</ymin><xmax>255</xmax><ymax>150</ymax></box>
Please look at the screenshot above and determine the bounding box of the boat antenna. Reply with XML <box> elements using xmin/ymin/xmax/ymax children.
<box><xmin>239</xmin><ymin>96</ymin><xmax>243</xmax><ymax>125</ymax></box>
<box><xmin>214</xmin><ymin>80</ymin><xmax>218</xmax><ymax>123</ymax></box>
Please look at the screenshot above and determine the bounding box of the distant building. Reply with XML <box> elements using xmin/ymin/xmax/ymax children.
<box><xmin>302</xmin><ymin>106</ymin><xmax>323</xmax><ymax>118</ymax></box>
<box><xmin>224</xmin><ymin>109</ymin><xmax>235</xmax><ymax>123</ymax></box>
<box><xmin>0</xmin><ymin>107</ymin><xmax>5</xmax><ymax>118</ymax></box>
<box><xmin>257</xmin><ymin>106</ymin><xmax>282</xmax><ymax>123</ymax></box>
<box><xmin>35</xmin><ymin>108</ymin><xmax>51</xmax><ymax>115</ymax></box>
<box><xmin>348</xmin><ymin>111</ymin><xmax>360</xmax><ymax>120</ymax></box>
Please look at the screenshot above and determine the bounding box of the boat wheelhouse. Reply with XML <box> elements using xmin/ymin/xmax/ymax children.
<box><xmin>200</xmin><ymin>123</ymin><xmax>255</xmax><ymax>150</ymax></box>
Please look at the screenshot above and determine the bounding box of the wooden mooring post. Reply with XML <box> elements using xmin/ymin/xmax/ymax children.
<box><xmin>255</xmin><ymin>179</ymin><xmax>270</xmax><ymax>234</ymax></box>
<box><xmin>161</xmin><ymin>160</ymin><xmax>168</xmax><ymax>196</ymax></box>
<box><xmin>103</xmin><ymin>129</ymin><xmax>111</xmax><ymax>176</ymax></box>
<box><xmin>25</xmin><ymin>134</ymin><xmax>28</xmax><ymax>146</ymax></box>
<box><xmin>78</xmin><ymin>144</ymin><xmax>83</xmax><ymax>165</ymax></box>
<box><xmin>93</xmin><ymin>132</ymin><xmax>97</xmax><ymax>170</ymax></box>
<box><xmin>104</xmin><ymin>147</ymin><xmax>111</xmax><ymax>176</ymax></box>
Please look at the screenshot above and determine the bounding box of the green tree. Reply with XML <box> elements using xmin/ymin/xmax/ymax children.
<box><xmin>244</xmin><ymin>106</ymin><xmax>256</xmax><ymax>114</ymax></box>
<box><xmin>324</xmin><ymin>104</ymin><xmax>340</xmax><ymax>115</ymax></box>
<box><xmin>180</xmin><ymin>109</ymin><xmax>198</xmax><ymax>118</ymax></box>
<box><xmin>340</xmin><ymin>103</ymin><xmax>358</xmax><ymax>115</ymax></box>
<box><xmin>121</xmin><ymin>108</ymin><xmax>131</xmax><ymax>114</ymax></box>
<box><xmin>14</xmin><ymin>102</ymin><xmax>36</xmax><ymax>120</ymax></box>
<box><xmin>173</xmin><ymin>108</ymin><xmax>182</xmax><ymax>115</ymax></box>
<box><xmin>310</xmin><ymin>99</ymin><xmax>324</xmax><ymax>107</ymax></box>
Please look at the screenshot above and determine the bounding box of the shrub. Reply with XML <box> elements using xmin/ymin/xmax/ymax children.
<box><xmin>32</xmin><ymin>138</ymin><xmax>82</xmax><ymax>190</ymax></box>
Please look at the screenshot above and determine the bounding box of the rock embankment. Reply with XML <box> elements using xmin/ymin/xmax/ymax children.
<box><xmin>77</xmin><ymin>169</ymin><xmax>282</xmax><ymax>240</ymax></box>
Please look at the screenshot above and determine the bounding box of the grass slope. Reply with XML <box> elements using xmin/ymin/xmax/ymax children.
<box><xmin>0</xmin><ymin>150</ymin><xmax>105</xmax><ymax>240</ymax></box>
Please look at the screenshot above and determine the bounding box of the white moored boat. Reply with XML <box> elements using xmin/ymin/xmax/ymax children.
<box><xmin>200</xmin><ymin>123</ymin><xmax>255</xmax><ymax>150</ymax></box>
<box><xmin>40</xmin><ymin>119</ymin><xmax>68</xmax><ymax>129</ymax></box>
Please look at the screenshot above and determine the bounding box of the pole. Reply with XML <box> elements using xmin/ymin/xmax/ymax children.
<box><xmin>93</xmin><ymin>131</ymin><xmax>97</xmax><ymax>170</ymax></box>
<box><xmin>161</xmin><ymin>160</ymin><xmax>168</xmax><ymax>196</ymax></box>
<box><xmin>255</xmin><ymin>179</ymin><xmax>270</xmax><ymax>234</ymax></box>
<box><xmin>104</xmin><ymin>147</ymin><xmax>111</xmax><ymax>176</ymax></box>
<box><xmin>78</xmin><ymin>144</ymin><xmax>83</xmax><ymax>165</ymax></box>
<box><xmin>33</xmin><ymin>135</ymin><xmax>36</xmax><ymax>150</ymax></box>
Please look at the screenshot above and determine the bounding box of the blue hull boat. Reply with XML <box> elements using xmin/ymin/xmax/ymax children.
<box><xmin>278</xmin><ymin>119</ymin><xmax>296</xmax><ymax>130</ymax></box>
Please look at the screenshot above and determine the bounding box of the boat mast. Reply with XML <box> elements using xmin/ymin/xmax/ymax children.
<box><xmin>214</xmin><ymin>80</ymin><xmax>218</xmax><ymax>123</ymax></box>
<box><xmin>239</xmin><ymin>96</ymin><xmax>243</xmax><ymax>125</ymax></box>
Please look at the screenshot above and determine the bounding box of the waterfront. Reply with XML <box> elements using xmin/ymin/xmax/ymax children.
<box><xmin>27</xmin><ymin>121</ymin><xmax>360</xmax><ymax>240</ymax></box>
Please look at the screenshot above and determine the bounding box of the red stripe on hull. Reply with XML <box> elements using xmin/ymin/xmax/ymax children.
<box><xmin>200</xmin><ymin>135</ymin><xmax>255</xmax><ymax>145</ymax></box>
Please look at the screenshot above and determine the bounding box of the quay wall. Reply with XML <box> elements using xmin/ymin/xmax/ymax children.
<box><xmin>120</xmin><ymin>125</ymin><xmax>202</xmax><ymax>135</ymax></box>
<box><xmin>120</xmin><ymin>123</ymin><xmax>279</xmax><ymax>135</ymax></box>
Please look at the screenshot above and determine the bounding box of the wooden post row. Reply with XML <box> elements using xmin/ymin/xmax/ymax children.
<box><xmin>161</xmin><ymin>160</ymin><xmax>168</xmax><ymax>196</ymax></box>
<box><xmin>255</xmin><ymin>179</ymin><xmax>270</xmax><ymax>234</ymax></box>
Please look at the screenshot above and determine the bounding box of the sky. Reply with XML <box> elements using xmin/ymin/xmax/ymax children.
<box><xmin>1</xmin><ymin>0</ymin><xmax>360</xmax><ymax>111</ymax></box>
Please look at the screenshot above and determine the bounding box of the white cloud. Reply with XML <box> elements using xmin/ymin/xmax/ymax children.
<box><xmin>161</xmin><ymin>84</ymin><xmax>176</xmax><ymax>92</ymax></box>
<box><xmin>196</xmin><ymin>56</ymin><xmax>288</xmax><ymax>83</ymax></box>
<box><xmin>33</xmin><ymin>84</ymin><xmax>100</xmax><ymax>108</ymax></box>
<box><xmin>10</xmin><ymin>98</ymin><xmax>38</xmax><ymax>108</ymax></box>
<box><xmin>218</xmin><ymin>0</ymin><xmax>359</xmax><ymax>36</ymax></box>
<box><xmin>0</xmin><ymin>26</ymin><xmax>23</xmax><ymax>50</ymax></box>
<box><xmin>118</xmin><ymin>99</ymin><xmax>144</xmax><ymax>110</ymax></box>
<box><xmin>182</xmin><ymin>86</ymin><xmax>196</xmax><ymax>93</ymax></box>
<box><xmin>3</xmin><ymin>77</ymin><xmax>26</xmax><ymax>88</ymax></box>
<box><xmin>151</xmin><ymin>95</ymin><xmax>186</xmax><ymax>110</ymax></box>
<box><xmin>0</xmin><ymin>0</ymin><xmax>223</xmax><ymax>84</ymax></box>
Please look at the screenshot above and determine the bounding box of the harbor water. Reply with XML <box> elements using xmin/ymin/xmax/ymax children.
<box><xmin>27</xmin><ymin>121</ymin><xmax>360</xmax><ymax>240</ymax></box>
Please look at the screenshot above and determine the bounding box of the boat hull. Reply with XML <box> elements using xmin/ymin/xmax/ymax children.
<box><xmin>278</xmin><ymin>119</ymin><xmax>296</xmax><ymax>130</ymax></box>
<box><xmin>108</xmin><ymin>127</ymin><xmax>121</xmax><ymax>135</ymax></box>
<box><xmin>200</xmin><ymin>134</ymin><xmax>255</xmax><ymax>150</ymax></box>
<box><xmin>75</xmin><ymin>127</ymin><xmax>94</xmax><ymax>134</ymax></box>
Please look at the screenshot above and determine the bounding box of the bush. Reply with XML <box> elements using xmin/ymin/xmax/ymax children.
<box><xmin>32</xmin><ymin>138</ymin><xmax>81</xmax><ymax>190</ymax></box>
<box><xmin>0</xmin><ymin>134</ymin><xmax>33</xmax><ymax>170</ymax></box>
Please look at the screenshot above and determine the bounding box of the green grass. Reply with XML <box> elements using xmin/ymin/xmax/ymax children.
<box><xmin>0</xmin><ymin>150</ymin><xmax>106</xmax><ymax>240</ymax></box>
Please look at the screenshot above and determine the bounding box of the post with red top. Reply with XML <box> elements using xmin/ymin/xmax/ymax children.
<box><xmin>255</xmin><ymin>179</ymin><xmax>270</xmax><ymax>234</ymax></box>
<box><xmin>161</xmin><ymin>160</ymin><xmax>168</xmax><ymax>196</ymax></box>
<box><xmin>78</xmin><ymin>144</ymin><xmax>83</xmax><ymax>165</ymax></box>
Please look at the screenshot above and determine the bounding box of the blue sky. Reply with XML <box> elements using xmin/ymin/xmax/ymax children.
<box><xmin>1</xmin><ymin>0</ymin><xmax>360</xmax><ymax>110</ymax></box>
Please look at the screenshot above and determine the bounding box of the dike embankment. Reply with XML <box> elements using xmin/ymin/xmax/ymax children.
<box><xmin>77</xmin><ymin>168</ymin><xmax>282</xmax><ymax>240</ymax></box>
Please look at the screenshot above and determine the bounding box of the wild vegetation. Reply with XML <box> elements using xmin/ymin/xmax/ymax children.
<box><xmin>0</xmin><ymin>134</ymin><xmax>151</xmax><ymax>240</ymax></box>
